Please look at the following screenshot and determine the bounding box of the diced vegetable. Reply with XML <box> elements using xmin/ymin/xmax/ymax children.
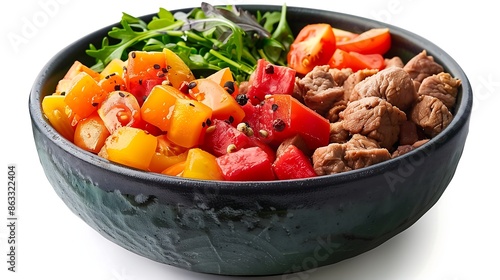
<box><xmin>64</xmin><ymin>72</ymin><xmax>107</xmax><ymax>119</ymax></box>
<box><xmin>125</xmin><ymin>51</ymin><xmax>167</xmax><ymax>104</ymax></box>
<box><xmin>166</xmin><ymin>98</ymin><xmax>212</xmax><ymax>148</ymax></box>
<box><xmin>243</xmin><ymin>94</ymin><xmax>330</xmax><ymax>150</ymax></box>
<box><xmin>272</xmin><ymin>145</ymin><xmax>317</xmax><ymax>180</ymax></box>
<box><xmin>216</xmin><ymin>146</ymin><xmax>276</xmax><ymax>181</ymax></box>
<box><xmin>287</xmin><ymin>23</ymin><xmax>337</xmax><ymax>75</ymax></box>
<box><xmin>97</xmin><ymin>91</ymin><xmax>142</xmax><ymax>134</ymax></box>
<box><xmin>328</xmin><ymin>49</ymin><xmax>385</xmax><ymax>72</ymax></box>
<box><xmin>73</xmin><ymin>112</ymin><xmax>110</xmax><ymax>154</ymax></box>
<box><xmin>336</xmin><ymin>28</ymin><xmax>391</xmax><ymax>55</ymax></box>
<box><xmin>163</xmin><ymin>48</ymin><xmax>195</xmax><ymax>89</ymax></box>
<box><xmin>246</xmin><ymin>59</ymin><xmax>296</xmax><ymax>105</ymax></box>
<box><xmin>181</xmin><ymin>148</ymin><xmax>224</xmax><ymax>180</ymax></box>
<box><xmin>201</xmin><ymin>119</ymin><xmax>251</xmax><ymax>156</ymax></box>
<box><xmin>99</xmin><ymin>126</ymin><xmax>157</xmax><ymax>171</ymax></box>
<box><xmin>189</xmin><ymin>78</ymin><xmax>245</xmax><ymax>125</ymax></box>
<box><xmin>41</xmin><ymin>95</ymin><xmax>75</xmax><ymax>141</ymax></box>
<box><xmin>140</xmin><ymin>85</ymin><xmax>188</xmax><ymax>131</ymax></box>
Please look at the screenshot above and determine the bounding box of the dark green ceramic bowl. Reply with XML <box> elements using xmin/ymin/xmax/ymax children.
<box><xmin>29</xmin><ymin>5</ymin><xmax>472</xmax><ymax>276</ymax></box>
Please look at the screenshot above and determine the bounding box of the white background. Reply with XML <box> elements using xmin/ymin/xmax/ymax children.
<box><xmin>1</xmin><ymin>0</ymin><xmax>499</xmax><ymax>279</ymax></box>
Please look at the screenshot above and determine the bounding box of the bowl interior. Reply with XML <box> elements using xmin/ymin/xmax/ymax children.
<box><xmin>29</xmin><ymin>4</ymin><xmax>472</xmax><ymax>195</ymax></box>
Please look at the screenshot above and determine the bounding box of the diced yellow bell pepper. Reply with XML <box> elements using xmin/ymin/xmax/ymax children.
<box><xmin>99</xmin><ymin>58</ymin><xmax>126</xmax><ymax>80</ymax></box>
<box><xmin>41</xmin><ymin>95</ymin><xmax>75</xmax><ymax>141</ymax></box>
<box><xmin>163</xmin><ymin>48</ymin><xmax>194</xmax><ymax>89</ymax></box>
<box><xmin>99</xmin><ymin>126</ymin><xmax>157</xmax><ymax>171</ymax></box>
<box><xmin>167</xmin><ymin>98</ymin><xmax>212</xmax><ymax>148</ymax></box>
<box><xmin>182</xmin><ymin>148</ymin><xmax>223</xmax><ymax>180</ymax></box>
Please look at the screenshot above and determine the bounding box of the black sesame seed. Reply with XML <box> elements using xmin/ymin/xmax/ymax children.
<box><xmin>157</xmin><ymin>72</ymin><xmax>165</xmax><ymax>78</ymax></box>
<box><xmin>162</xmin><ymin>67</ymin><xmax>168</xmax><ymax>73</ymax></box>
<box><xmin>227</xmin><ymin>115</ymin><xmax>234</xmax><ymax>124</ymax></box>
<box><xmin>92</xmin><ymin>102</ymin><xmax>99</xmax><ymax>107</ymax></box>
<box><xmin>271</xmin><ymin>104</ymin><xmax>279</xmax><ymax>111</ymax></box>
<box><xmin>139</xmin><ymin>79</ymin><xmax>143</xmax><ymax>85</ymax></box>
<box><xmin>206</xmin><ymin>118</ymin><xmax>212</xmax><ymax>126</ymax></box>
<box><xmin>188</xmin><ymin>81</ymin><xmax>197</xmax><ymax>89</ymax></box>
<box><xmin>265</xmin><ymin>64</ymin><xmax>274</xmax><ymax>74</ymax></box>
<box><xmin>273</xmin><ymin>118</ymin><xmax>286</xmax><ymax>132</ymax></box>
<box><xmin>60</xmin><ymin>91</ymin><xmax>66</xmax><ymax>96</ymax></box>
<box><xmin>118</xmin><ymin>92</ymin><xmax>125</xmax><ymax>97</ymax></box>
<box><xmin>153</xmin><ymin>64</ymin><xmax>160</xmax><ymax>69</ymax></box>
<box><xmin>131</xmin><ymin>52</ymin><xmax>136</xmax><ymax>58</ymax></box>
<box><xmin>114</xmin><ymin>85</ymin><xmax>121</xmax><ymax>91</ymax></box>
<box><xmin>189</xmin><ymin>103</ymin><xmax>195</xmax><ymax>107</ymax></box>
<box><xmin>235</xmin><ymin>94</ymin><xmax>248</xmax><ymax>106</ymax></box>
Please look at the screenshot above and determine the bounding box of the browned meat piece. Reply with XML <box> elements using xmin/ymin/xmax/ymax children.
<box><xmin>276</xmin><ymin>135</ymin><xmax>312</xmax><ymax>158</ymax></box>
<box><xmin>312</xmin><ymin>134</ymin><xmax>391</xmax><ymax>175</ymax></box>
<box><xmin>329</xmin><ymin>121</ymin><xmax>349</xmax><ymax>144</ymax></box>
<box><xmin>312</xmin><ymin>143</ymin><xmax>350</xmax><ymax>175</ymax></box>
<box><xmin>340</xmin><ymin>97</ymin><xmax>407</xmax><ymax>149</ymax></box>
<box><xmin>399</xmin><ymin>120</ymin><xmax>419</xmax><ymax>146</ymax></box>
<box><xmin>403</xmin><ymin>50</ymin><xmax>444</xmax><ymax>83</ymax></box>
<box><xmin>328</xmin><ymin>68</ymin><xmax>353</xmax><ymax>86</ymax></box>
<box><xmin>349</xmin><ymin>67</ymin><xmax>417</xmax><ymax>111</ymax></box>
<box><xmin>342</xmin><ymin>69</ymin><xmax>378</xmax><ymax>101</ymax></box>
<box><xmin>392</xmin><ymin>139</ymin><xmax>429</xmax><ymax>158</ymax></box>
<box><xmin>410</xmin><ymin>95</ymin><xmax>453</xmax><ymax>137</ymax></box>
<box><xmin>326</xmin><ymin>100</ymin><xmax>347</xmax><ymax>123</ymax></box>
<box><xmin>418</xmin><ymin>72</ymin><xmax>461</xmax><ymax>109</ymax></box>
<box><xmin>298</xmin><ymin>65</ymin><xmax>344</xmax><ymax>115</ymax></box>
<box><xmin>384</xmin><ymin>56</ymin><xmax>404</xmax><ymax>68</ymax></box>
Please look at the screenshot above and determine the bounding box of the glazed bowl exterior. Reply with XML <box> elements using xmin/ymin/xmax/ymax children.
<box><xmin>29</xmin><ymin>5</ymin><xmax>472</xmax><ymax>276</ymax></box>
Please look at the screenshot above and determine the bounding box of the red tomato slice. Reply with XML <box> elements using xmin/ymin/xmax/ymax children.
<box><xmin>333</xmin><ymin>27</ymin><xmax>359</xmax><ymax>42</ymax></box>
<box><xmin>329</xmin><ymin>49</ymin><xmax>385</xmax><ymax>72</ymax></box>
<box><xmin>287</xmin><ymin>23</ymin><xmax>337</xmax><ymax>75</ymax></box>
<box><xmin>336</xmin><ymin>28</ymin><xmax>391</xmax><ymax>55</ymax></box>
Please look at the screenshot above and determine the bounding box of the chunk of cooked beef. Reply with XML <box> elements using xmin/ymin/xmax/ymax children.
<box><xmin>326</xmin><ymin>100</ymin><xmax>348</xmax><ymax>123</ymax></box>
<box><xmin>403</xmin><ymin>50</ymin><xmax>444</xmax><ymax>83</ymax></box>
<box><xmin>328</xmin><ymin>68</ymin><xmax>353</xmax><ymax>86</ymax></box>
<box><xmin>340</xmin><ymin>96</ymin><xmax>407</xmax><ymax>149</ymax></box>
<box><xmin>329</xmin><ymin>121</ymin><xmax>349</xmax><ymax>144</ymax></box>
<box><xmin>391</xmin><ymin>139</ymin><xmax>429</xmax><ymax>158</ymax></box>
<box><xmin>312</xmin><ymin>134</ymin><xmax>391</xmax><ymax>175</ymax></box>
<box><xmin>418</xmin><ymin>72</ymin><xmax>461</xmax><ymax>109</ymax></box>
<box><xmin>349</xmin><ymin>67</ymin><xmax>417</xmax><ymax>111</ymax></box>
<box><xmin>342</xmin><ymin>69</ymin><xmax>379</xmax><ymax>102</ymax></box>
<box><xmin>410</xmin><ymin>95</ymin><xmax>453</xmax><ymax>137</ymax></box>
<box><xmin>399</xmin><ymin>120</ymin><xmax>419</xmax><ymax>146</ymax></box>
<box><xmin>312</xmin><ymin>143</ymin><xmax>350</xmax><ymax>175</ymax></box>
<box><xmin>297</xmin><ymin>65</ymin><xmax>345</xmax><ymax>115</ymax></box>
<box><xmin>384</xmin><ymin>56</ymin><xmax>404</xmax><ymax>68</ymax></box>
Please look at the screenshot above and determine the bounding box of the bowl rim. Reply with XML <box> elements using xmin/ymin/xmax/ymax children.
<box><xmin>29</xmin><ymin>4</ymin><xmax>473</xmax><ymax>193</ymax></box>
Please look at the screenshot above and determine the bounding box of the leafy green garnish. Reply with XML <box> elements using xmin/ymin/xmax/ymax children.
<box><xmin>86</xmin><ymin>2</ymin><xmax>293</xmax><ymax>82</ymax></box>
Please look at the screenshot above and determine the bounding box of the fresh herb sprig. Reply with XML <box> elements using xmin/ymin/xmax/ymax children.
<box><xmin>86</xmin><ymin>2</ymin><xmax>294</xmax><ymax>82</ymax></box>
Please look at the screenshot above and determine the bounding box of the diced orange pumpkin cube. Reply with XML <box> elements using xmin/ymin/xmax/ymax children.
<box><xmin>167</xmin><ymin>98</ymin><xmax>212</xmax><ymax>148</ymax></box>
<box><xmin>189</xmin><ymin>78</ymin><xmax>245</xmax><ymax>125</ymax></box>
<box><xmin>181</xmin><ymin>148</ymin><xmax>224</xmax><ymax>180</ymax></box>
<box><xmin>141</xmin><ymin>85</ymin><xmax>189</xmax><ymax>131</ymax></box>
<box><xmin>64</xmin><ymin>72</ymin><xmax>107</xmax><ymax>118</ymax></box>
<box><xmin>99</xmin><ymin>126</ymin><xmax>157</xmax><ymax>170</ymax></box>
